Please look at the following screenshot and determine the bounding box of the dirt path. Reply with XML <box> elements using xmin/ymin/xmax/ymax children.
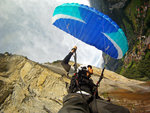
<box><xmin>108</xmin><ymin>82</ymin><xmax>150</xmax><ymax>113</ymax></box>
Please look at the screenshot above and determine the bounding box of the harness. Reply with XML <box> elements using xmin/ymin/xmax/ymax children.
<box><xmin>72</xmin><ymin>50</ymin><xmax>105</xmax><ymax>113</ymax></box>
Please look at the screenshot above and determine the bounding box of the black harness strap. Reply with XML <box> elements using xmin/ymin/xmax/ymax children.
<box><xmin>94</xmin><ymin>67</ymin><xmax>105</xmax><ymax>96</ymax></box>
<box><xmin>73</xmin><ymin>51</ymin><xmax>77</xmax><ymax>73</ymax></box>
<box><xmin>92</xmin><ymin>67</ymin><xmax>105</xmax><ymax>113</ymax></box>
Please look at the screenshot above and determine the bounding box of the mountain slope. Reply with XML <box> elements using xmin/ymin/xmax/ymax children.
<box><xmin>0</xmin><ymin>53</ymin><xmax>149</xmax><ymax>113</ymax></box>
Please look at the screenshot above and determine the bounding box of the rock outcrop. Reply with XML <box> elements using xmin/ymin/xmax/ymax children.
<box><xmin>0</xmin><ymin>53</ymin><xmax>149</xmax><ymax>113</ymax></box>
<box><xmin>0</xmin><ymin>54</ymin><xmax>68</xmax><ymax>113</ymax></box>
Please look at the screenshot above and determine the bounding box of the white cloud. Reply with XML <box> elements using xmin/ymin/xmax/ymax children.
<box><xmin>0</xmin><ymin>0</ymin><xmax>104</xmax><ymax>68</ymax></box>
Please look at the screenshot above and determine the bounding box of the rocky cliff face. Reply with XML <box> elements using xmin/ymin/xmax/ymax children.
<box><xmin>0</xmin><ymin>53</ymin><xmax>150</xmax><ymax>113</ymax></box>
<box><xmin>0</xmin><ymin>53</ymin><xmax>68</xmax><ymax>113</ymax></box>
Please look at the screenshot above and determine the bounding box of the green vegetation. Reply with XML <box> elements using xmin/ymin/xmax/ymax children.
<box><xmin>144</xmin><ymin>9</ymin><xmax>150</xmax><ymax>36</ymax></box>
<box><xmin>124</xmin><ymin>0</ymin><xmax>141</xmax><ymax>31</ymax></box>
<box><xmin>120</xmin><ymin>49</ymin><xmax>150</xmax><ymax>81</ymax></box>
<box><xmin>115</xmin><ymin>0</ymin><xmax>150</xmax><ymax>81</ymax></box>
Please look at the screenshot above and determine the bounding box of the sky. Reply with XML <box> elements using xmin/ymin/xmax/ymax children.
<box><xmin>0</xmin><ymin>0</ymin><xmax>104</xmax><ymax>68</ymax></box>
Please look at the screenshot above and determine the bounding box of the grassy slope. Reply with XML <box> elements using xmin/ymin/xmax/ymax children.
<box><xmin>119</xmin><ymin>0</ymin><xmax>150</xmax><ymax>81</ymax></box>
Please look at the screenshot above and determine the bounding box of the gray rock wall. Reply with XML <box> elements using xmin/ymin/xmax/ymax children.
<box><xmin>0</xmin><ymin>54</ymin><xmax>69</xmax><ymax>113</ymax></box>
<box><xmin>0</xmin><ymin>53</ymin><xmax>145</xmax><ymax>113</ymax></box>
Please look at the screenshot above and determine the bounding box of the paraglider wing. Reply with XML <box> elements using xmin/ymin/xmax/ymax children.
<box><xmin>52</xmin><ymin>3</ymin><xmax>128</xmax><ymax>59</ymax></box>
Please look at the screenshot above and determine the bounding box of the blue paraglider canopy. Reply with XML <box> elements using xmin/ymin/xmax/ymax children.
<box><xmin>52</xmin><ymin>3</ymin><xmax>128</xmax><ymax>59</ymax></box>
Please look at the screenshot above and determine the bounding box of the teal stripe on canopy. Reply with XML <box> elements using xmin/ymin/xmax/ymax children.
<box><xmin>52</xmin><ymin>3</ymin><xmax>128</xmax><ymax>59</ymax></box>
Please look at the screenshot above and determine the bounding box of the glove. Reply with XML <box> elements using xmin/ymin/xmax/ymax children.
<box><xmin>71</xmin><ymin>46</ymin><xmax>77</xmax><ymax>53</ymax></box>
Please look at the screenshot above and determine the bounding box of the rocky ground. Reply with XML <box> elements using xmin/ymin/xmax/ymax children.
<box><xmin>0</xmin><ymin>53</ymin><xmax>150</xmax><ymax>113</ymax></box>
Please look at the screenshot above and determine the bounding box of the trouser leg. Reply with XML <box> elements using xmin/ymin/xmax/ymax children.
<box><xmin>61</xmin><ymin>52</ymin><xmax>73</xmax><ymax>72</ymax></box>
<box><xmin>89</xmin><ymin>98</ymin><xmax>130</xmax><ymax>113</ymax></box>
<box><xmin>58</xmin><ymin>93</ymin><xmax>91</xmax><ymax>113</ymax></box>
